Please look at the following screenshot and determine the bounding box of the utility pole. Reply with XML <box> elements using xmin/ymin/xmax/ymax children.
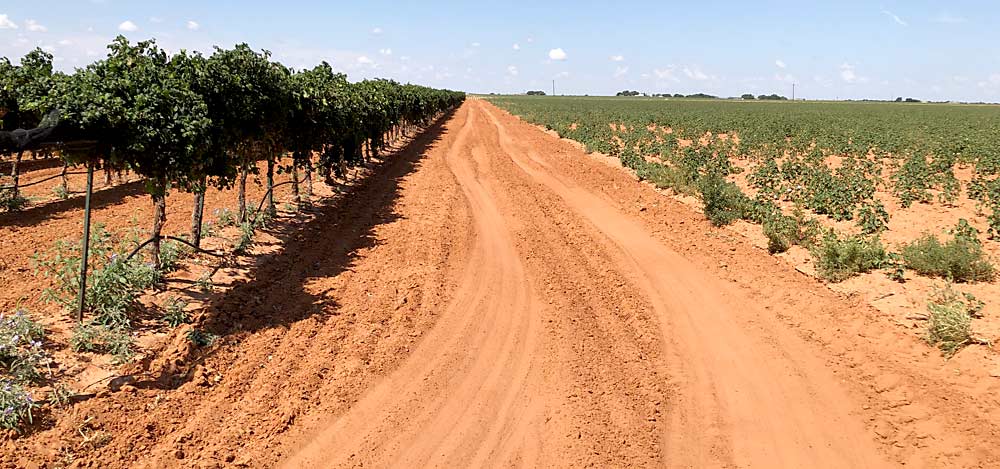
<box><xmin>792</xmin><ymin>83</ymin><xmax>796</xmax><ymax>101</ymax></box>
<box><xmin>552</xmin><ymin>79</ymin><xmax>555</xmax><ymax>96</ymax></box>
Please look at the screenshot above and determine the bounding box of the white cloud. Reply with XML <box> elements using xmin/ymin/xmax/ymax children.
<box><xmin>58</xmin><ymin>39</ymin><xmax>73</xmax><ymax>46</ymax></box>
<box><xmin>839</xmin><ymin>62</ymin><xmax>868</xmax><ymax>84</ymax></box>
<box><xmin>186</xmin><ymin>20</ymin><xmax>200</xmax><ymax>31</ymax></box>
<box><xmin>512</xmin><ymin>43</ymin><xmax>520</xmax><ymax>51</ymax></box>
<box><xmin>471</xmin><ymin>42</ymin><xmax>480</xmax><ymax>47</ymax></box>
<box><xmin>653</xmin><ymin>67</ymin><xmax>679</xmax><ymax>82</ymax></box>
<box><xmin>613</xmin><ymin>66</ymin><xmax>629</xmax><ymax>78</ymax></box>
<box><xmin>548</xmin><ymin>48</ymin><xmax>567</xmax><ymax>61</ymax></box>
<box><xmin>775</xmin><ymin>59</ymin><xmax>786</xmax><ymax>69</ymax></box>
<box><xmin>610</xmin><ymin>55</ymin><xmax>624</xmax><ymax>62</ymax></box>
<box><xmin>977</xmin><ymin>74</ymin><xmax>1000</xmax><ymax>89</ymax></box>
<box><xmin>0</xmin><ymin>14</ymin><xmax>18</xmax><ymax>29</ymax></box>
<box><xmin>933</xmin><ymin>12</ymin><xmax>967</xmax><ymax>24</ymax></box>
<box><xmin>118</xmin><ymin>20</ymin><xmax>138</xmax><ymax>32</ymax></box>
<box><xmin>881</xmin><ymin>9</ymin><xmax>908</xmax><ymax>26</ymax></box>
<box><xmin>149</xmin><ymin>17</ymin><xmax>164</xmax><ymax>24</ymax></box>
<box><xmin>25</xmin><ymin>19</ymin><xmax>47</xmax><ymax>32</ymax></box>
<box><xmin>554</xmin><ymin>71</ymin><xmax>569</xmax><ymax>79</ymax></box>
<box><xmin>507</xmin><ymin>65</ymin><xmax>518</xmax><ymax>76</ymax></box>
<box><xmin>379</xmin><ymin>48</ymin><xmax>392</xmax><ymax>56</ymax></box>
<box><xmin>356</xmin><ymin>55</ymin><xmax>374</xmax><ymax>65</ymax></box>
<box><xmin>774</xmin><ymin>72</ymin><xmax>795</xmax><ymax>83</ymax></box>
<box><xmin>371</xmin><ymin>27</ymin><xmax>383</xmax><ymax>34</ymax></box>
<box><xmin>682</xmin><ymin>66</ymin><xmax>710</xmax><ymax>81</ymax></box>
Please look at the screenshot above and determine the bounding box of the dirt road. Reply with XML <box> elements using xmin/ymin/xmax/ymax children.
<box><xmin>15</xmin><ymin>100</ymin><xmax>1000</xmax><ymax>468</ymax></box>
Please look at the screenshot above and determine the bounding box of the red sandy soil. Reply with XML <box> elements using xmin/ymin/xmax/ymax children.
<box><xmin>4</xmin><ymin>101</ymin><xmax>1000</xmax><ymax>468</ymax></box>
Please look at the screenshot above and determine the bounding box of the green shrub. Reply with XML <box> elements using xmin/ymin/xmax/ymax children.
<box><xmin>901</xmin><ymin>229</ymin><xmax>995</xmax><ymax>283</ymax></box>
<box><xmin>698</xmin><ymin>173</ymin><xmax>749</xmax><ymax>227</ymax></box>
<box><xmin>813</xmin><ymin>231</ymin><xmax>888</xmax><ymax>282</ymax></box>
<box><xmin>925</xmin><ymin>286</ymin><xmax>986</xmax><ymax>356</ymax></box>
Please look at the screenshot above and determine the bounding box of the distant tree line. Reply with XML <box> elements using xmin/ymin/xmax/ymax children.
<box><xmin>615</xmin><ymin>92</ymin><xmax>720</xmax><ymax>99</ymax></box>
<box><xmin>526</xmin><ymin>90</ymin><xmax>547</xmax><ymax>96</ymax></box>
<box><xmin>895</xmin><ymin>97</ymin><xmax>922</xmax><ymax>103</ymax></box>
<box><xmin>743</xmin><ymin>93</ymin><xmax>788</xmax><ymax>100</ymax></box>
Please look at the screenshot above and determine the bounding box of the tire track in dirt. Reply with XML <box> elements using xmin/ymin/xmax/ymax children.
<box><xmin>282</xmin><ymin>92</ymin><xmax>547</xmax><ymax>468</ymax></box>
<box><xmin>479</xmin><ymin>99</ymin><xmax>1000</xmax><ymax>468</ymax></box>
<box><xmin>477</xmin><ymin>101</ymin><xmax>888</xmax><ymax>467</ymax></box>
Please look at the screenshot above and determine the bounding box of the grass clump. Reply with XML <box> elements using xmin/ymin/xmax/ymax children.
<box><xmin>925</xmin><ymin>285</ymin><xmax>987</xmax><ymax>356</ymax></box>
<box><xmin>901</xmin><ymin>221</ymin><xmax>995</xmax><ymax>283</ymax></box>
<box><xmin>813</xmin><ymin>231</ymin><xmax>888</xmax><ymax>282</ymax></box>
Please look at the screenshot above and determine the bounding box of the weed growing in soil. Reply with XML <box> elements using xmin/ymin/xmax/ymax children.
<box><xmin>34</xmin><ymin>225</ymin><xmax>167</xmax><ymax>362</ymax></box>
<box><xmin>157</xmin><ymin>238</ymin><xmax>189</xmax><ymax>273</ymax></box>
<box><xmin>857</xmin><ymin>200</ymin><xmax>890</xmax><ymax>235</ymax></box>
<box><xmin>0</xmin><ymin>188</ymin><xmax>28</xmax><ymax>212</ymax></box>
<box><xmin>52</xmin><ymin>184</ymin><xmax>70</xmax><ymax>200</ymax></box>
<box><xmin>47</xmin><ymin>383</ymin><xmax>74</xmax><ymax>408</ymax></box>
<box><xmin>902</xmin><ymin>224</ymin><xmax>995</xmax><ymax>283</ymax></box>
<box><xmin>813</xmin><ymin>231</ymin><xmax>889</xmax><ymax>282</ymax></box>
<box><xmin>0</xmin><ymin>379</ymin><xmax>36</xmax><ymax>431</ymax></box>
<box><xmin>0</xmin><ymin>310</ymin><xmax>49</xmax><ymax>384</ymax></box>
<box><xmin>163</xmin><ymin>297</ymin><xmax>190</xmax><ymax>327</ymax></box>
<box><xmin>70</xmin><ymin>323</ymin><xmax>134</xmax><ymax>363</ymax></box>
<box><xmin>235</xmin><ymin>221</ymin><xmax>255</xmax><ymax>254</ymax></box>
<box><xmin>762</xmin><ymin>207</ymin><xmax>821</xmax><ymax>254</ymax></box>
<box><xmin>698</xmin><ymin>173</ymin><xmax>749</xmax><ymax>227</ymax></box>
<box><xmin>35</xmin><ymin>225</ymin><xmax>158</xmax><ymax>323</ymax></box>
<box><xmin>213</xmin><ymin>208</ymin><xmax>236</xmax><ymax>227</ymax></box>
<box><xmin>885</xmin><ymin>252</ymin><xmax>907</xmax><ymax>283</ymax></box>
<box><xmin>0</xmin><ymin>310</ymin><xmax>48</xmax><ymax>432</ymax></box>
<box><xmin>187</xmin><ymin>329</ymin><xmax>217</xmax><ymax>347</ymax></box>
<box><xmin>196</xmin><ymin>271</ymin><xmax>214</xmax><ymax>293</ymax></box>
<box><xmin>925</xmin><ymin>285</ymin><xmax>987</xmax><ymax>356</ymax></box>
<box><xmin>200</xmin><ymin>222</ymin><xmax>218</xmax><ymax>239</ymax></box>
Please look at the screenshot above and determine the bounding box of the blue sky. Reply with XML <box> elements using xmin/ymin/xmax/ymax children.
<box><xmin>0</xmin><ymin>1</ymin><xmax>996</xmax><ymax>101</ymax></box>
